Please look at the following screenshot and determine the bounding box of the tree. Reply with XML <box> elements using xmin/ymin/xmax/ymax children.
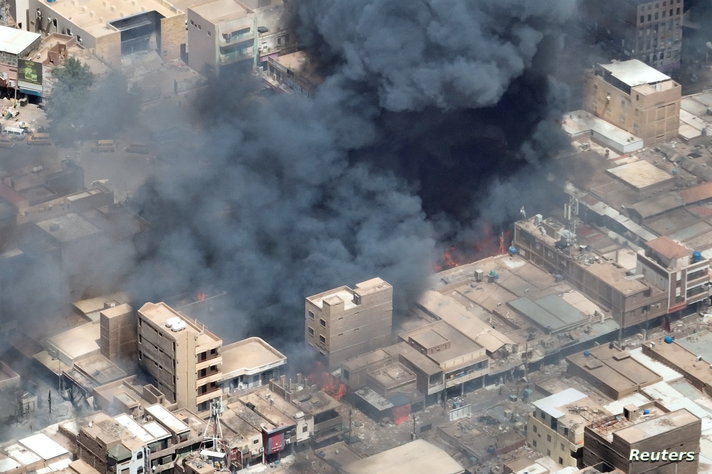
<box><xmin>46</xmin><ymin>58</ymin><xmax>94</xmax><ymax>143</ymax></box>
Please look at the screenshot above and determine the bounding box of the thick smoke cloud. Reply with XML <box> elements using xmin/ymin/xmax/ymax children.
<box><xmin>0</xmin><ymin>0</ymin><xmax>581</xmax><ymax>358</ymax></box>
<box><xmin>127</xmin><ymin>0</ymin><xmax>579</xmax><ymax>347</ymax></box>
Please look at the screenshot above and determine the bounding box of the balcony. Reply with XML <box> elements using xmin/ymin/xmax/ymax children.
<box><xmin>218</xmin><ymin>50</ymin><xmax>252</xmax><ymax>65</ymax></box>
<box><xmin>196</xmin><ymin>386</ymin><xmax>223</xmax><ymax>405</ymax></box>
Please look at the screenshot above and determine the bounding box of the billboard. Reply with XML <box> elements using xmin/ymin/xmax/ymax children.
<box><xmin>18</xmin><ymin>59</ymin><xmax>42</xmax><ymax>96</ymax></box>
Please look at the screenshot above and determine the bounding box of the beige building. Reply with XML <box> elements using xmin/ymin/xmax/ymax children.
<box><xmin>583</xmin><ymin>408</ymin><xmax>700</xmax><ymax>473</ymax></box>
<box><xmin>637</xmin><ymin>236</ymin><xmax>710</xmax><ymax>313</ymax></box>
<box><xmin>305</xmin><ymin>278</ymin><xmax>393</xmax><ymax>370</ymax></box>
<box><xmin>584</xmin><ymin>59</ymin><xmax>680</xmax><ymax>146</ymax></box>
<box><xmin>528</xmin><ymin>388</ymin><xmax>610</xmax><ymax>468</ymax></box>
<box><xmin>28</xmin><ymin>0</ymin><xmax>186</xmax><ymax>66</ymax></box>
<box><xmin>187</xmin><ymin>0</ymin><xmax>293</xmax><ymax>76</ymax></box>
<box><xmin>137</xmin><ymin>302</ymin><xmax>222</xmax><ymax>413</ymax></box>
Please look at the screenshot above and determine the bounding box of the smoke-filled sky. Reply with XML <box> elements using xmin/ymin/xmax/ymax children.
<box><xmin>2</xmin><ymin>0</ymin><xmax>588</xmax><ymax>354</ymax></box>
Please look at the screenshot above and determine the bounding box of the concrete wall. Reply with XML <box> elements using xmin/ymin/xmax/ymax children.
<box><xmin>584</xmin><ymin>72</ymin><xmax>681</xmax><ymax>146</ymax></box>
<box><xmin>186</xmin><ymin>9</ymin><xmax>216</xmax><ymax>74</ymax></box>
<box><xmin>160</xmin><ymin>13</ymin><xmax>186</xmax><ymax>62</ymax></box>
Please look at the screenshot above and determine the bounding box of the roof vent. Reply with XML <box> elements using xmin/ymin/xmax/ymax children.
<box><xmin>165</xmin><ymin>316</ymin><xmax>180</xmax><ymax>329</ymax></box>
<box><xmin>171</xmin><ymin>320</ymin><xmax>187</xmax><ymax>332</ymax></box>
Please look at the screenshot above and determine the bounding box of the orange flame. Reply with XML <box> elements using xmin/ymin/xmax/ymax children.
<box><xmin>307</xmin><ymin>362</ymin><xmax>347</xmax><ymax>401</ymax></box>
<box><xmin>434</xmin><ymin>223</ymin><xmax>513</xmax><ymax>271</ymax></box>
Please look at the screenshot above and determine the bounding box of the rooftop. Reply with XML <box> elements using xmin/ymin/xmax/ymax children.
<box><xmin>46</xmin><ymin>321</ymin><xmax>100</xmax><ymax>363</ymax></box>
<box><xmin>533</xmin><ymin>388</ymin><xmax>587</xmax><ymax>418</ymax></box>
<box><xmin>0</xmin><ymin>26</ymin><xmax>40</xmax><ymax>55</ymax></box>
<box><xmin>400</xmin><ymin>320</ymin><xmax>485</xmax><ymax>367</ymax></box>
<box><xmin>343</xmin><ymin>439</ymin><xmax>464</xmax><ymax>474</ymax></box>
<box><xmin>614</xmin><ymin>409</ymin><xmax>700</xmax><ymax>444</ymax></box>
<box><xmin>138</xmin><ymin>302</ymin><xmax>221</xmax><ymax>349</ymax></box>
<box><xmin>190</xmin><ymin>0</ymin><xmax>250</xmax><ymax>22</ymax></box>
<box><xmin>646</xmin><ymin>236</ymin><xmax>690</xmax><ymax>259</ymax></box>
<box><xmin>17</xmin><ymin>434</ymin><xmax>68</xmax><ymax>461</ymax></box>
<box><xmin>36</xmin><ymin>213</ymin><xmax>101</xmax><ymax>243</ymax></box>
<box><xmin>221</xmin><ymin>337</ymin><xmax>286</xmax><ymax>380</ymax></box>
<box><xmin>606</xmin><ymin>160</ymin><xmax>673</xmax><ymax>191</ymax></box>
<box><xmin>145</xmin><ymin>404</ymin><xmax>190</xmax><ymax>435</ymax></box>
<box><xmin>38</xmin><ymin>0</ymin><xmax>180</xmax><ymax>38</ymax></box>
<box><xmin>599</xmin><ymin>59</ymin><xmax>671</xmax><ymax>87</ymax></box>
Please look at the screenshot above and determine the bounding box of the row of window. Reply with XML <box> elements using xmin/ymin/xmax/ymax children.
<box><xmin>639</xmin><ymin>7</ymin><xmax>681</xmax><ymax>23</ymax></box>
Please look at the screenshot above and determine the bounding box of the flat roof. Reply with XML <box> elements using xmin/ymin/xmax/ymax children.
<box><xmin>221</xmin><ymin>337</ymin><xmax>286</xmax><ymax>380</ymax></box>
<box><xmin>145</xmin><ymin>404</ymin><xmax>190</xmax><ymax>435</ymax></box>
<box><xmin>646</xmin><ymin>236</ymin><xmax>690</xmax><ymax>259</ymax></box>
<box><xmin>72</xmin><ymin>293</ymin><xmax>129</xmax><ymax>318</ymax></box>
<box><xmin>39</xmin><ymin>0</ymin><xmax>180</xmax><ymax>38</ymax></box>
<box><xmin>46</xmin><ymin>321</ymin><xmax>100</xmax><ymax>362</ymax></box>
<box><xmin>508</xmin><ymin>295</ymin><xmax>587</xmax><ymax>333</ymax></box>
<box><xmin>36</xmin><ymin>213</ymin><xmax>101</xmax><ymax>243</ymax></box>
<box><xmin>308</xmin><ymin>288</ymin><xmax>357</xmax><ymax>310</ymax></box>
<box><xmin>561</xmin><ymin>110</ymin><xmax>644</xmax><ymax>152</ymax></box>
<box><xmin>606</xmin><ymin>160</ymin><xmax>673</xmax><ymax>190</ymax></box>
<box><xmin>599</xmin><ymin>59</ymin><xmax>671</xmax><ymax>87</ymax></box>
<box><xmin>533</xmin><ymin>388</ymin><xmax>587</xmax><ymax>419</ymax></box>
<box><xmin>400</xmin><ymin>321</ymin><xmax>484</xmax><ymax>367</ymax></box>
<box><xmin>4</xmin><ymin>444</ymin><xmax>41</xmax><ymax>466</ymax></box>
<box><xmin>190</xmin><ymin>0</ymin><xmax>250</xmax><ymax>22</ymax></box>
<box><xmin>0</xmin><ymin>26</ymin><xmax>39</xmax><ymax>55</ymax></box>
<box><xmin>344</xmin><ymin>439</ymin><xmax>464</xmax><ymax>474</ymax></box>
<box><xmin>614</xmin><ymin>409</ymin><xmax>700</xmax><ymax>444</ymax></box>
<box><xmin>114</xmin><ymin>414</ymin><xmax>155</xmax><ymax>443</ymax></box>
<box><xmin>138</xmin><ymin>302</ymin><xmax>221</xmax><ymax>349</ymax></box>
<box><xmin>18</xmin><ymin>434</ymin><xmax>68</xmax><ymax>461</ymax></box>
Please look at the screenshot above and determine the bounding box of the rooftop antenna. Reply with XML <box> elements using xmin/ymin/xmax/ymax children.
<box><xmin>520</xmin><ymin>206</ymin><xmax>526</xmax><ymax>219</ymax></box>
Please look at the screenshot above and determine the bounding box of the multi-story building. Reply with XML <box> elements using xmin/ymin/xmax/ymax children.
<box><xmin>637</xmin><ymin>236</ymin><xmax>710</xmax><ymax>313</ymax></box>
<box><xmin>187</xmin><ymin>0</ymin><xmax>294</xmax><ymax>76</ymax></box>
<box><xmin>137</xmin><ymin>302</ymin><xmax>222</xmax><ymax>413</ymax></box>
<box><xmin>584</xmin><ymin>0</ymin><xmax>684</xmax><ymax>72</ymax></box>
<box><xmin>583</xmin><ymin>59</ymin><xmax>680</xmax><ymax>146</ymax></box>
<box><xmin>583</xmin><ymin>408</ymin><xmax>700</xmax><ymax>473</ymax></box>
<box><xmin>513</xmin><ymin>216</ymin><xmax>668</xmax><ymax>329</ymax></box>
<box><xmin>27</xmin><ymin>0</ymin><xmax>186</xmax><ymax>66</ymax></box>
<box><xmin>77</xmin><ymin>406</ymin><xmax>203</xmax><ymax>473</ymax></box>
<box><xmin>527</xmin><ymin>388</ymin><xmax>610</xmax><ymax>468</ymax></box>
<box><xmin>305</xmin><ymin>278</ymin><xmax>393</xmax><ymax>370</ymax></box>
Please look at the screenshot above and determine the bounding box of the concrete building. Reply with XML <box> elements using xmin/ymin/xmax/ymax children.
<box><xmin>99</xmin><ymin>303</ymin><xmax>137</xmax><ymax>367</ymax></box>
<box><xmin>0</xmin><ymin>25</ymin><xmax>41</xmax><ymax>95</ymax></box>
<box><xmin>0</xmin><ymin>433</ymin><xmax>72</xmax><ymax>474</ymax></box>
<box><xmin>566</xmin><ymin>345</ymin><xmax>662</xmax><ymax>400</ymax></box>
<box><xmin>187</xmin><ymin>0</ymin><xmax>293</xmax><ymax>76</ymax></box>
<box><xmin>513</xmin><ymin>216</ymin><xmax>668</xmax><ymax>329</ymax></box>
<box><xmin>305</xmin><ymin>277</ymin><xmax>393</xmax><ymax>370</ymax></box>
<box><xmin>77</xmin><ymin>407</ymin><xmax>203</xmax><ymax>473</ymax></box>
<box><xmin>137</xmin><ymin>302</ymin><xmax>223</xmax><ymax>412</ymax></box>
<box><xmin>583</xmin><ymin>408</ymin><xmax>700</xmax><ymax>473</ymax></box>
<box><xmin>220</xmin><ymin>336</ymin><xmax>286</xmax><ymax>392</ymax></box>
<box><xmin>265</xmin><ymin>51</ymin><xmax>321</xmax><ymax>96</ymax></box>
<box><xmin>642</xmin><ymin>337</ymin><xmax>712</xmax><ymax>395</ymax></box>
<box><xmin>584</xmin><ymin>59</ymin><xmax>681</xmax><ymax>146</ymax></box>
<box><xmin>637</xmin><ymin>236</ymin><xmax>710</xmax><ymax>313</ymax></box>
<box><xmin>527</xmin><ymin>388</ymin><xmax>610</xmax><ymax>468</ymax></box>
<box><xmin>27</xmin><ymin>0</ymin><xmax>187</xmax><ymax>66</ymax></box>
<box><xmin>584</xmin><ymin>0</ymin><xmax>684</xmax><ymax>72</ymax></box>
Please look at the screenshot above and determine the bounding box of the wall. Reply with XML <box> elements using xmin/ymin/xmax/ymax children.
<box><xmin>160</xmin><ymin>13</ymin><xmax>186</xmax><ymax>62</ymax></box>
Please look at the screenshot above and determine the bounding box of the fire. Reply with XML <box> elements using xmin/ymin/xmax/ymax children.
<box><xmin>434</xmin><ymin>222</ymin><xmax>514</xmax><ymax>271</ymax></box>
<box><xmin>307</xmin><ymin>362</ymin><xmax>347</xmax><ymax>401</ymax></box>
<box><xmin>195</xmin><ymin>290</ymin><xmax>207</xmax><ymax>302</ymax></box>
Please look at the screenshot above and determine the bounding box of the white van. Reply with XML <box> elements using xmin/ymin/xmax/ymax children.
<box><xmin>3</xmin><ymin>126</ymin><xmax>25</xmax><ymax>138</ymax></box>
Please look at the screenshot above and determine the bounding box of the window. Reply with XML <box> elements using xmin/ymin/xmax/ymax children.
<box><xmin>302</xmin><ymin>425</ymin><xmax>308</xmax><ymax>433</ymax></box>
<box><xmin>547</xmin><ymin>434</ymin><xmax>552</xmax><ymax>442</ymax></box>
<box><xmin>136</xmin><ymin>451</ymin><xmax>143</xmax><ymax>460</ymax></box>
<box><xmin>532</xmin><ymin>425</ymin><xmax>537</xmax><ymax>433</ymax></box>
<box><xmin>533</xmin><ymin>440</ymin><xmax>537</xmax><ymax>447</ymax></box>
<box><xmin>320</xmin><ymin>318</ymin><xmax>326</xmax><ymax>328</ymax></box>
<box><xmin>137</xmin><ymin>468</ymin><xmax>144</xmax><ymax>474</ymax></box>
<box><xmin>307</xmin><ymin>327</ymin><xmax>314</xmax><ymax>336</ymax></box>
<box><xmin>559</xmin><ymin>457</ymin><xmax>564</xmax><ymax>465</ymax></box>
<box><xmin>308</xmin><ymin>311</ymin><xmax>314</xmax><ymax>319</ymax></box>
<box><xmin>319</xmin><ymin>335</ymin><xmax>326</xmax><ymax>344</ymax></box>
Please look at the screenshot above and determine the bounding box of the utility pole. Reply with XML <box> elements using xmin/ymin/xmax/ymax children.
<box><xmin>48</xmin><ymin>390</ymin><xmax>51</xmax><ymax>414</ymax></box>
<box><xmin>347</xmin><ymin>409</ymin><xmax>352</xmax><ymax>444</ymax></box>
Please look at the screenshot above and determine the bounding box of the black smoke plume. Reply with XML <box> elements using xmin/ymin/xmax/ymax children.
<box><xmin>130</xmin><ymin>0</ymin><xmax>579</xmax><ymax>345</ymax></box>
<box><xmin>0</xmin><ymin>0</ymin><xmax>583</xmax><ymax>357</ymax></box>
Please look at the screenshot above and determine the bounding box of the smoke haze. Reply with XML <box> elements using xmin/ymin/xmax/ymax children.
<box><xmin>4</xmin><ymin>0</ymin><xmax>584</xmax><ymax>353</ymax></box>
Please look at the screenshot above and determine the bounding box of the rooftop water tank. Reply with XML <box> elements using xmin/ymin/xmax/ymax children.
<box><xmin>664</xmin><ymin>336</ymin><xmax>674</xmax><ymax>344</ymax></box>
<box><xmin>583</xmin><ymin>351</ymin><xmax>591</xmax><ymax>357</ymax></box>
<box><xmin>643</xmin><ymin>409</ymin><xmax>650</xmax><ymax>415</ymax></box>
<box><xmin>693</xmin><ymin>250</ymin><xmax>703</xmax><ymax>262</ymax></box>
<box><xmin>508</xmin><ymin>246</ymin><xmax>518</xmax><ymax>256</ymax></box>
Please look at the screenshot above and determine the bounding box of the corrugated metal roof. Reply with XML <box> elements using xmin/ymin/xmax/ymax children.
<box><xmin>680</xmin><ymin>182</ymin><xmax>712</xmax><ymax>205</ymax></box>
<box><xmin>0</xmin><ymin>26</ymin><xmax>39</xmax><ymax>55</ymax></box>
